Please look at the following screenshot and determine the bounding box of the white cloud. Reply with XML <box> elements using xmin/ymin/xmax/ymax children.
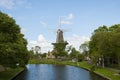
<box><xmin>21</xmin><ymin>28</ymin><xmax>27</xmax><ymax>34</ymax></box>
<box><xmin>28</xmin><ymin>33</ymin><xmax>89</xmax><ymax>53</ymax></box>
<box><xmin>38</xmin><ymin>35</ymin><xmax>47</xmax><ymax>42</ymax></box>
<box><xmin>8</xmin><ymin>13</ymin><xmax>12</xmax><ymax>17</ymax></box>
<box><xmin>16</xmin><ymin>0</ymin><xmax>32</xmax><ymax>9</ymax></box>
<box><xmin>60</xmin><ymin>13</ymin><xmax>74</xmax><ymax>25</ymax></box>
<box><xmin>61</xmin><ymin>20</ymin><xmax>73</xmax><ymax>25</ymax></box>
<box><xmin>40</xmin><ymin>21</ymin><xmax>47</xmax><ymax>27</ymax></box>
<box><xmin>0</xmin><ymin>0</ymin><xmax>32</xmax><ymax>9</ymax></box>
<box><xmin>0</xmin><ymin>0</ymin><xmax>14</xmax><ymax>9</ymax></box>
<box><xmin>67</xmin><ymin>13</ymin><xmax>74</xmax><ymax>20</ymax></box>
<box><xmin>66</xmin><ymin>34</ymin><xmax>90</xmax><ymax>51</ymax></box>
<box><xmin>28</xmin><ymin>34</ymin><xmax>53</xmax><ymax>53</ymax></box>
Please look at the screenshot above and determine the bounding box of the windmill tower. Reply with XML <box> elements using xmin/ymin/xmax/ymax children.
<box><xmin>56</xmin><ymin>29</ymin><xmax>64</xmax><ymax>43</ymax></box>
<box><xmin>52</xmin><ymin>17</ymin><xmax>68</xmax><ymax>58</ymax></box>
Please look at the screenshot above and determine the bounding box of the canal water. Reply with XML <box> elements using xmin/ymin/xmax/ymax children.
<box><xmin>14</xmin><ymin>64</ymin><xmax>107</xmax><ymax>80</ymax></box>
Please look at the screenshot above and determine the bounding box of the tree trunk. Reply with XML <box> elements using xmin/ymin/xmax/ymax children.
<box><xmin>102</xmin><ymin>55</ymin><xmax>104</xmax><ymax>68</ymax></box>
<box><xmin>118</xmin><ymin>56</ymin><xmax>120</xmax><ymax>69</ymax></box>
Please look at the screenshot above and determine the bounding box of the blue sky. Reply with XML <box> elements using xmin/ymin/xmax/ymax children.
<box><xmin>0</xmin><ymin>0</ymin><xmax>120</xmax><ymax>52</ymax></box>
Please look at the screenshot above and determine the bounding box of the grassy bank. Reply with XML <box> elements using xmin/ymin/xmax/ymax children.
<box><xmin>0</xmin><ymin>67</ymin><xmax>24</xmax><ymax>80</ymax></box>
<box><xmin>29</xmin><ymin>59</ymin><xmax>120</xmax><ymax>80</ymax></box>
<box><xmin>95</xmin><ymin>68</ymin><xmax>120</xmax><ymax>80</ymax></box>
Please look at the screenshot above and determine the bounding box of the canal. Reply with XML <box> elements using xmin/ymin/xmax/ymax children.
<box><xmin>14</xmin><ymin>64</ymin><xmax>107</xmax><ymax>80</ymax></box>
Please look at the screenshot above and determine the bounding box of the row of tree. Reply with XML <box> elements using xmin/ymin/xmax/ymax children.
<box><xmin>29</xmin><ymin>45</ymin><xmax>84</xmax><ymax>62</ymax></box>
<box><xmin>0</xmin><ymin>11</ymin><xmax>29</xmax><ymax>68</ymax></box>
<box><xmin>89</xmin><ymin>24</ymin><xmax>120</xmax><ymax>68</ymax></box>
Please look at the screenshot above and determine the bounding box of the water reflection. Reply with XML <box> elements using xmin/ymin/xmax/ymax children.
<box><xmin>13</xmin><ymin>64</ymin><xmax>107</xmax><ymax>80</ymax></box>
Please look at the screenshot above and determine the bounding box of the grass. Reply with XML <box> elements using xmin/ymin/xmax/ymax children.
<box><xmin>0</xmin><ymin>67</ymin><xmax>24</xmax><ymax>80</ymax></box>
<box><xmin>95</xmin><ymin>68</ymin><xmax>120</xmax><ymax>80</ymax></box>
<box><xmin>29</xmin><ymin>58</ymin><xmax>120</xmax><ymax>80</ymax></box>
<box><xmin>77</xmin><ymin>62</ymin><xmax>120</xmax><ymax>80</ymax></box>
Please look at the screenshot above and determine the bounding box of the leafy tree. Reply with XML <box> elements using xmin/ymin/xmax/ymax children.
<box><xmin>90</xmin><ymin>26</ymin><xmax>110</xmax><ymax>67</ymax></box>
<box><xmin>52</xmin><ymin>43</ymin><xmax>68</xmax><ymax>58</ymax></box>
<box><xmin>34</xmin><ymin>46</ymin><xmax>41</xmax><ymax>54</ymax></box>
<box><xmin>0</xmin><ymin>11</ymin><xmax>29</xmax><ymax>68</ymax></box>
<box><xmin>109</xmin><ymin>24</ymin><xmax>120</xmax><ymax>31</ymax></box>
<box><xmin>89</xmin><ymin>24</ymin><xmax>120</xmax><ymax>68</ymax></box>
<box><xmin>94</xmin><ymin>25</ymin><xmax>108</xmax><ymax>33</ymax></box>
<box><xmin>79</xmin><ymin>41</ymin><xmax>89</xmax><ymax>60</ymax></box>
<box><xmin>40</xmin><ymin>53</ymin><xmax>47</xmax><ymax>58</ymax></box>
<box><xmin>110</xmin><ymin>25</ymin><xmax>120</xmax><ymax>67</ymax></box>
<box><xmin>66</xmin><ymin>45</ymin><xmax>72</xmax><ymax>53</ymax></box>
<box><xmin>69</xmin><ymin>47</ymin><xmax>83</xmax><ymax>62</ymax></box>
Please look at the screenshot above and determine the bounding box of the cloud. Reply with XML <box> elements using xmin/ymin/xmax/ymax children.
<box><xmin>66</xmin><ymin>34</ymin><xmax>90</xmax><ymax>51</ymax></box>
<box><xmin>21</xmin><ymin>28</ymin><xmax>27</xmax><ymax>34</ymax></box>
<box><xmin>60</xmin><ymin>13</ymin><xmax>74</xmax><ymax>25</ymax></box>
<box><xmin>28</xmin><ymin>33</ymin><xmax>90</xmax><ymax>53</ymax></box>
<box><xmin>8</xmin><ymin>13</ymin><xmax>12</xmax><ymax>17</ymax></box>
<box><xmin>0</xmin><ymin>0</ymin><xmax>14</xmax><ymax>9</ymax></box>
<box><xmin>16</xmin><ymin>0</ymin><xmax>32</xmax><ymax>9</ymax></box>
<box><xmin>0</xmin><ymin>0</ymin><xmax>32</xmax><ymax>9</ymax></box>
<box><xmin>67</xmin><ymin>13</ymin><xmax>74</xmax><ymax>20</ymax></box>
<box><xmin>40</xmin><ymin>21</ymin><xmax>47</xmax><ymax>27</ymax></box>
<box><xmin>28</xmin><ymin>34</ymin><xmax>53</xmax><ymax>53</ymax></box>
<box><xmin>61</xmin><ymin>20</ymin><xmax>73</xmax><ymax>25</ymax></box>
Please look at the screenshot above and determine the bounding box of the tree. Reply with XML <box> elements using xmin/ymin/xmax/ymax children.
<box><xmin>0</xmin><ymin>11</ymin><xmax>29</xmax><ymax>68</ymax></box>
<box><xmin>29</xmin><ymin>46</ymin><xmax>41</xmax><ymax>59</ymax></box>
<box><xmin>79</xmin><ymin>41</ymin><xmax>89</xmax><ymax>60</ymax></box>
<box><xmin>89</xmin><ymin>24</ymin><xmax>120</xmax><ymax>68</ymax></box>
<box><xmin>34</xmin><ymin>46</ymin><xmax>41</xmax><ymax>54</ymax></box>
<box><xmin>40</xmin><ymin>53</ymin><xmax>47</xmax><ymax>58</ymax></box>
<box><xmin>69</xmin><ymin>47</ymin><xmax>83</xmax><ymax>62</ymax></box>
<box><xmin>109</xmin><ymin>25</ymin><xmax>120</xmax><ymax>68</ymax></box>
<box><xmin>52</xmin><ymin>43</ymin><xmax>68</xmax><ymax>58</ymax></box>
<box><xmin>94</xmin><ymin>25</ymin><xmax>108</xmax><ymax>33</ymax></box>
<box><xmin>66</xmin><ymin>45</ymin><xmax>72</xmax><ymax>53</ymax></box>
<box><xmin>90</xmin><ymin>26</ymin><xmax>110</xmax><ymax>67</ymax></box>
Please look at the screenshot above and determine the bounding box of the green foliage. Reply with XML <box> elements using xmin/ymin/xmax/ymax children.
<box><xmin>90</xmin><ymin>65</ymin><xmax>96</xmax><ymax>71</ymax></box>
<box><xmin>94</xmin><ymin>25</ymin><xmax>108</xmax><ymax>33</ymax></box>
<box><xmin>53</xmin><ymin>43</ymin><xmax>68</xmax><ymax>58</ymax></box>
<box><xmin>78</xmin><ymin>53</ymin><xmax>84</xmax><ymax>61</ymax></box>
<box><xmin>40</xmin><ymin>53</ymin><xmax>47</xmax><ymax>58</ymax></box>
<box><xmin>69</xmin><ymin>47</ymin><xmax>84</xmax><ymax>61</ymax></box>
<box><xmin>69</xmin><ymin>48</ymin><xmax>79</xmax><ymax>58</ymax></box>
<box><xmin>0</xmin><ymin>11</ymin><xmax>29</xmax><ymax>68</ymax></box>
<box><xmin>89</xmin><ymin>24</ymin><xmax>120</xmax><ymax>67</ymax></box>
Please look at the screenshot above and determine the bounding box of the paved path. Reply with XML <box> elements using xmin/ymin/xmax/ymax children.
<box><xmin>107</xmin><ymin>68</ymin><xmax>120</xmax><ymax>73</ymax></box>
<box><xmin>0</xmin><ymin>65</ymin><xmax>5</xmax><ymax>72</ymax></box>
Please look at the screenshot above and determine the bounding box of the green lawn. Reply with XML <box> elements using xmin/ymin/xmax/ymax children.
<box><xmin>77</xmin><ymin>62</ymin><xmax>120</xmax><ymax>80</ymax></box>
<box><xmin>95</xmin><ymin>68</ymin><xmax>120</xmax><ymax>80</ymax></box>
<box><xmin>0</xmin><ymin>67</ymin><xmax>24</xmax><ymax>80</ymax></box>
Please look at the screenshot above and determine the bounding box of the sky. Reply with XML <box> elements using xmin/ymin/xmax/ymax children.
<box><xmin>0</xmin><ymin>0</ymin><xmax>120</xmax><ymax>53</ymax></box>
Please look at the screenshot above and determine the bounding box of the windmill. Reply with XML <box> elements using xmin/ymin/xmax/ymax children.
<box><xmin>54</xmin><ymin>16</ymin><xmax>72</xmax><ymax>43</ymax></box>
<box><xmin>51</xmin><ymin>16</ymin><xmax>69</xmax><ymax>59</ymax></box>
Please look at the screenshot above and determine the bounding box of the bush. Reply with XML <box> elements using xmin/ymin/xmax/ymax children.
<box><xmin>90</xmin><ymin>65</ymin><xmax>96</xmax><ymax>71</ymax></box>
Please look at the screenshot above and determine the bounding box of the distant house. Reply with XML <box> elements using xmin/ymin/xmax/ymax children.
<box><xmin>71</xmin><ymin>58</ymin><xmax>77</xmax><ymax>62</ymax></box>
